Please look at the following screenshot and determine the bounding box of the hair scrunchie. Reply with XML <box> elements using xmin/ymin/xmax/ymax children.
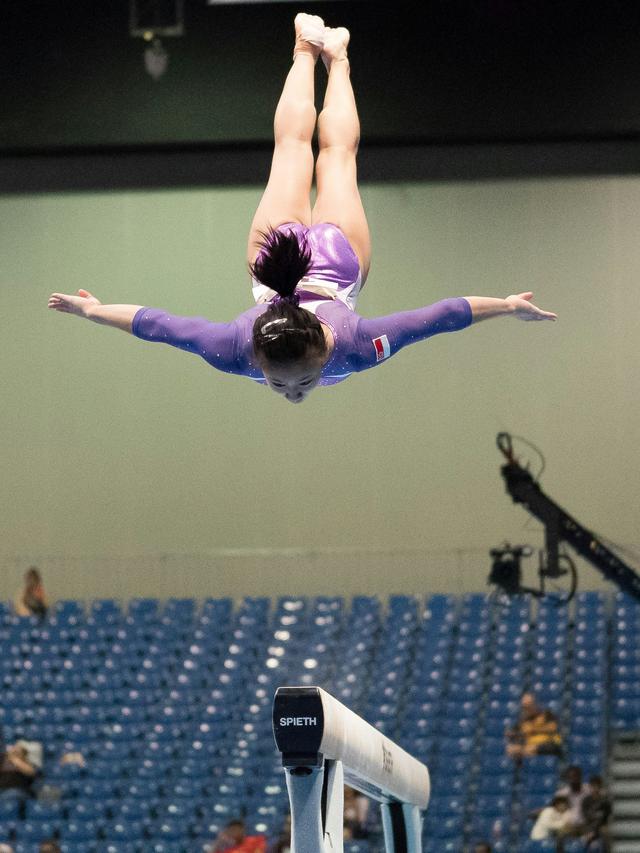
<box><xmin>271</xmin><ymin>292</ymin><xmax>300</xmax><ymax>308</ymax></box>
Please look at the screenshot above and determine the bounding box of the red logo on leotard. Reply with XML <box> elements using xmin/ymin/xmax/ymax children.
<box><xmin>373</xmin><ymin>335</ymin><xmax>390</xmax><ymax>362</ymax></box>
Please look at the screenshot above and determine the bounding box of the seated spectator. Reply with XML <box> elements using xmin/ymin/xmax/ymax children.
<box><xmin>0</xmin><ymin>844</ymin><xmax>14</xmax><ymax>853</ymax></box>
<box><xmin>506</xmin><ymin>692</ymin><xmax>562</xmax><ymax>761</ymax></box>
<box><xmin>39</xmin><ymin>842</ymin><xmax>61</xmax><ymax>853</ymax></box>
<box><xmin>14</xmin><ymin>567</ymin><xmax>48</xmax><ymax>619</ymax></box>
<box><xmin>530</xmin><ymin>795</ymin><xmax>573</xmax><ymax>840</ymax></box>
<box><xmin>343</xmin><ymin>785</ymin><xmax>370</xmax><ymax>839</ymax></box>
<box><xmin>474</xmin><ymin>844</ymin><xmax>492</xmax><ymax>853</ymax></box>
<box><xmin>268</xmin><ymin>814</ymin><xmax>290</xmax><ymax>853</ymax></box>
<box><xmin>581</xmin><ymin>775</ymin><xmax>611</xmax><ymax>851</ymax></box>
<box><xmin>0</xmin><ymin>741</ymin><xmax>40</xmax><ymax>794</ymax></box>
<box><xmin>208</xmin><ymin>820</ymin><xmax>266</xmax><ymax>852</ymax></box>
<box><xmin>556</xmin><ymin>765</ymin><xmax>590</xmax><ymax>832</ymax></box>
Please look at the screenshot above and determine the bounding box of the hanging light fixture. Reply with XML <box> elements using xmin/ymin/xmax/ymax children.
<box><xmin>129</xmin><ymin>0</ymin><xmax>185</xmax><ymax>80</ymax></box>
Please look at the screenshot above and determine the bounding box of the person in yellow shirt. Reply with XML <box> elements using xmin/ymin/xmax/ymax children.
<box><xmin>506</xmin><ymin>692</ymin><xmax>562</xmax><ymax>760</ymax></box>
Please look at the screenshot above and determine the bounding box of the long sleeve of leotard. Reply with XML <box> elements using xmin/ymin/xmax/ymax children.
<box><xmin>131</xmin><ymin>307</ymin><xmax>262</xmax><ymax>376</ymax></box>
<box><xmin>345</xmin><ymin>297</ymin><xmax>473</xmax><ymax>371</ymax></box>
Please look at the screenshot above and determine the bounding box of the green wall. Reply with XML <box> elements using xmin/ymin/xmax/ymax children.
<box><xmin>1</xmin><ymin>177</ymin><xmax>639</xmax><ymax>600</ymax></box>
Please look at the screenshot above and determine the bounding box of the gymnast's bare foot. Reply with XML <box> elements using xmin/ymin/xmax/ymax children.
<box><xmin>293</xmin><ymin>12</ymin><xmax>325</xmax><ymax>61</ymax></box>
<box><xmin>321</xmin><ymin>26</ymin><xmax>350</xmax><ymax>71</ymax></box>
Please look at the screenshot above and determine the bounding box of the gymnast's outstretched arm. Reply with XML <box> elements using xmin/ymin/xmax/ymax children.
<box><xmin>48</xmin><ymin>289</ymin><xmax>254</xmax><ymax>376</ymax></box>
<box><xmin>466</xmin><ymin>292</ymin><xmax>557</xmax><ymax>322</ymax></box>
<box><xmin>349</xmin><ymin>292</ymin><xmax>556</xmax><ymax>371</ymax></box>
<box><xmin>48</xmin><ymin>290</ymin><xmax>141</xmax><ymax>331</ymax></box>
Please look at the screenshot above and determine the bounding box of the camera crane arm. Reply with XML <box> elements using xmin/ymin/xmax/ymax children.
<box><xmin>497</xmin><ymin>432</ymin><xmax>640</xmax><ymax>601</ymax></box>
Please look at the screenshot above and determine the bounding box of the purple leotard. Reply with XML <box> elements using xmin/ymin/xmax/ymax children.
<box><xmin>132</xmin><ymin>297</ymin><xmax>472</xmax><ymax>386</ymax></box>
<box><xmin>251</xmin><ymin>222</ymin><xmax>364</xmax><ymax>311</ymax></box>
<box><xmin>132</xmin><ymin>223</ymin><xmax>472</xmax><ymax>386</ymax></box>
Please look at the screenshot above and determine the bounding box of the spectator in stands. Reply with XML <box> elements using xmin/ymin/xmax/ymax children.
<box><xmin>581</xmin><ymin>775</ymin><xmax>611</xmax><ymax>851</ymax></box>
<box><xmin>556</xmin><ymin>765</ymin><xmax>590</xmax><ymax>831</ymax></box>
<box><xmin>14</xmin><ymin>567</ymin><xmax>48</xmax><ymax>619</ymax></box>
<box><xmin>530</xmin><ymin>794</ymin><xmax>573</xmax><ymax>840</ymax></box>
<box><xmin>506</xmin><ymin>692</ymin><xmax>562</xmax><ymax>761</ymax></box>
<box><xmin>343</xmin><ymin>785</ymin><xmax>370</xmax><ymax>839</ymax></box>
<box><xmin>474</xmin><ymin>844</ymin><xmax>492</xmax><ymax>853</ymax></box>
<box><xmin>268</xmin><ymin>814</ymin><xmax>290</xmax><ymax>853</ymax></box>
<box><xmin>0</xmin><ymin>741</ymin><xmax>39</xmax><ymax>795</ymax></box>
<box><xmin>0</xmin><ymin>844</ymin><xmax>14</xmax><ymax>853</ymax></box>
<box><xmin>208</xmin><ymin>820</ymin><xmax>267</xmax><ymax>852</ymax></box>
<box><xmin>39</xmin><ymin>842</ymin><xmax>61</xmax><ymax>853</ymax></box>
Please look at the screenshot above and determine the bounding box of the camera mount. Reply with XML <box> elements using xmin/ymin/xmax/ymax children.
<box><xmin>496</xmin><ymin>432</ymin><xmax>640</xmax><ymax>602</ymax></box>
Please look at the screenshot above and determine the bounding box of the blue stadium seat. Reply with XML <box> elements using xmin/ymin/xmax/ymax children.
<box><xmin>467</xmin><ymin>812</ymin><xmax>502</xmax><ymax>841</ymax></box>
<box><xmin>430</xmin><ymin>775</ymin><xmax>467</xmax><ymax>798</ymax></box>
<box><xmin>10</xmin><ymin>845</ymin><xmax>36</xmax><ymax>853</ymax></box>
<box><xmin>612</xmin><ymin>662</ymin><xmax>640</xmax><ymax>683</ymax></box>
<box><xmin>24</xmin><ymin>799</ymin><xmax>64</xmax><ymax>822</ymax></box>
<box><xmin>128</xmin><ymin>597</ymin><xmax>159</xmax><ymax>616</ymax></box>
<box><xmin>438</xmin><ymin>736</ymin><xmax>474</xmax><ymax>756</ymax></box>
<box><xmin>486</xmin><ymin>681</ymin><xmax>522</xmax><ymax>702</ymax></box>
<box><xmin>442</xmin><ymin>698</ymin><xmax>481</xmax><ymax>719</ymax></box>
<box><xmin>481</xmin><ymin>735</ymin><xmax>507</xmax><ymax>756</ymax></box>
<box><xmin>59</xmin><ymin>843</ymin><xmax>99</xmax><ymax>853</ymax></box>
<box><xmin>52</xmin><ymin>599</ymin><xmax>85</xmax><ymax>618</ymax></box>
<box><xmin>484</xmin><ymin>716</ymin><xmax>511</xmax><ymax>738</ymax></box>
<box><xmin>520</xmin><ymin>751</ymin><xmax>560</xmax><ymax>774</ymax></box>
<box><xmin>482</xmin><ymin>774</ymin><xmax>513</xmax><ymax>795</ymax></box>
<box><xmin>423</xmin><ymin>593</ymin><xmax>455</xmax><ymax>615</ymax></box>
<box><xmin>436</xmin><ymin>754</ymin><xmax>473</xmax><ymax>775</ymax></box>
<box><xmin>90</xmin><ymin>598</ymin><xmax>123</xmax><ymax>620</ymax></box>
<box><xmin>575</xmin><ymin>591</ymin><xmax>607</xmax><ymax>611</ymax></box>
<box><xmin>16</xmin><ymin>819</ymin><xmax>61</xmax><ymax>843</ymax></box>
<box><xmin>109</xmin><ymin>819</ymin><xmax>147</xmax><ymax>842</ymax></box>
<box><xmin>479</xmin><ymin>755</ymin><xmax>513</xmax><ymax>776</ymax></box>
<box><xmin>427</xmin><ymin>794</ymin><xmax>465</xmax><ymax>816</ymax></box>
<box><xmin>521</xmin><ymin>841</ymin><xmax>559</xmax><ymax>852</ymax></box>
<box><xmin>474</xmin><ymin>794</ymin><xmax>512</xmax><ymax>816</ymax></box>
<box><xmin>154</xmin><ymin>819</ymin><xmax>186</xmax><ymax>842</ymax></box>
<box><xmin>62</xmin><ymin>819</ymin><xmax>101</xmax><ymax>842</ymax></box>
<box><xmin>0</xmin><ymin>794</ymin><xmax>22</xmax><ymax>822</ymax></box>
<box><xmin>423</xmin><ymin>840</ymin><xmax>463</xmax><ymax>853</ymax></box>
<box><xmin>521</xmin><ymin>755</ymin><xmax>560</xmax><ymax>776</ymax></box>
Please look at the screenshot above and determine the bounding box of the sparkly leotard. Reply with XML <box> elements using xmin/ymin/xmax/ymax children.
<box><xmin>132</xmin><ymin>223</ymin><xmax>473</xmax><ymax>386</ymax></box>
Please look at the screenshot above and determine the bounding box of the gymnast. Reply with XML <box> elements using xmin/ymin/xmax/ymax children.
<box><xmin>48</xmin><ymin>13</ymin><xmax>556</xmax><ymax>405</ymax></box>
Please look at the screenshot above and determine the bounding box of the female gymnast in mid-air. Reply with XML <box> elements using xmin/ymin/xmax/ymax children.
<box><xmin>49</xmin><ymin>13</ymin><xmax>556</xmax><ymax>404</ymax></box>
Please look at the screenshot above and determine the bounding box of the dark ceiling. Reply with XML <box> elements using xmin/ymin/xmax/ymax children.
<box><xmin>3</xmin><ymin>0</ymin><xmax>640</xmax><ymax>188</ymax></box>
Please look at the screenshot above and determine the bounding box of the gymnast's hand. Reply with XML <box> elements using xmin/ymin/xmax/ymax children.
<box><xmin>48</xmin><ymin>291</ymin><xmax>142</xmax><ymax>332</ymax></box>
<box><xmin>48</xmin><ymin>289</ymin><xmax>102</xmax><ymax>319</ymax></box>
<box><xmin>505</xmin><ymin>292</ymin><xmax>557</xmax><ymax>321</ymax></box>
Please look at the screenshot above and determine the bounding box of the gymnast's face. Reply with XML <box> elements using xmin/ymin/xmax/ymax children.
<box><xmin>262</xmin><ymin>358</ymin><xmax>323</xmax><ymax>404</ymax></box>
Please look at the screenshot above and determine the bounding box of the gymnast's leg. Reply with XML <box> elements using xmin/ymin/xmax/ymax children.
<box><xmin>312</xmin><ymin>26</ymin><xmax>371</xmax><ymax>283</ymax></box>
<box><xmin>246</xmin><ymin>13</ymin><xmax>324</xmax><ymax>266</ymax></box>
